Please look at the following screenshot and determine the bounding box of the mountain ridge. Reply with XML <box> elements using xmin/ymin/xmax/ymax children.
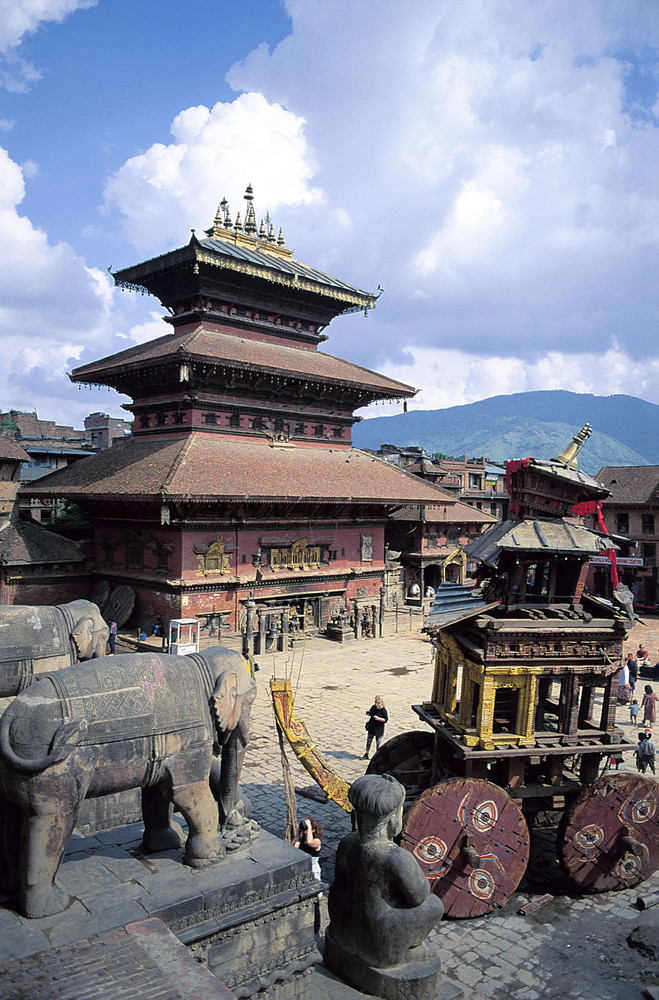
<box><xmin>352</xmin><ymin>391</ymin><xmax>659</xmax><ymax>475</ymax></box>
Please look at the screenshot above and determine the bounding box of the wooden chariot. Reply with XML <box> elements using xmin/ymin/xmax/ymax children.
<box><xmin>367</xmin><ymin>427</ymin><xmax>659</xmax><ymax>917</ymax></box>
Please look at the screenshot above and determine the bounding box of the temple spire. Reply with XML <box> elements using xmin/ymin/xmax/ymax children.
<box><xmin>553</xmin><ymin>424</ymin><xmax>592</xmax><ymax>469</ymax></box>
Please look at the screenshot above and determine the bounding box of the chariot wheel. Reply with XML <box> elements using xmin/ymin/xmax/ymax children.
<box><xmin>103</xmin><ymin>584</ymin><xmax>135</xmax><ymax>627</ymax></box>
<box><xmin>400</xmin><ymin>776</ymin><xmax>530</xmax><ymax>918</ymax></box>
<box><xmin>90</xmin><ymin>579</ymin><xmax>111</xmax><ymax>615</ymax></box>
<box><xmin>558</xmin><ymin>772</ymin><xmax>659</xmax><ymax>893</ymax></box>
<box><xmin>366</xmin><ymin>731</ymin><xmax>437</xmax><ymax>804</ymax></box>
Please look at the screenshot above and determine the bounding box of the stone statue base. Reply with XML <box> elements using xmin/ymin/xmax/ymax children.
<box><xmin>324</xmin><ymin>930</ymin><xmax>446</xmax><ymax>1000</ymax></box>
<box><xmin>325</xmin><ymin>624</ymin><xmax>355</xmax><ymax>643</ymax></box>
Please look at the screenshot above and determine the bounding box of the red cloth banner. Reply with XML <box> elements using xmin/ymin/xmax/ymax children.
<box><xmin>571</xmin><ymin>498</ymin><xmax>619</xmax><ymax>588</ymax></box>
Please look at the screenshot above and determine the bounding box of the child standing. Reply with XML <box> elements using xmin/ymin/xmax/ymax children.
<box><xmin>629</xmin><ymin>700</ymin><xmax>640</xmax><ymax>727</ymax></box>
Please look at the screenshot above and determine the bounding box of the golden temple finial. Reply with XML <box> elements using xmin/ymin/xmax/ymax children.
<box><xmin>199</xmin><ymin>186</ymin><xmax>293</xmax><ymax>256</ymax></box>
<box><xmin>205</xmin><ymin>204</ymin><xmax>224</xmax><ymax>238</ymax></box>
<box><xmin>553</xmin><ymin>424</ymin><xmax>592</xmax><ymax>469</ymax></box>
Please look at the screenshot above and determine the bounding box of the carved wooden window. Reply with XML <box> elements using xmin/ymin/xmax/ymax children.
<box><xmin>156</xmin><ymin>412</ymin><xmax>166</xmax><ymax>426</ymax></box>
<box><xmin>204</xmin><ymin>412</ymin><xmax>217</xmax><ymax>425</ymax></box>
<box><xmin>229</xmin><ymin>413</ymin><xmax>241</xmax><ymax>428</ymax></box>
<box><xmin>173</xmin><ymin>411</ymin><xmax>185</xmax><ymax>425</ymax></box>
<box><xmin>125</xmin><ymin>539</ymin><xmax>144</xmax><ymax>569</ymax></box>
<box><xmin>155</xmin><ymin>542</ymin><xmax>172</xmax><ymax>571</ymax></box>
<box><xmin>195</xmin><ymin>537</ymin><xmax>231</xmax><ymax>575</ymax></box>
<box><xmin>295</xmin><ymin>422</ymin><xmax>305</xmax><ymax>435</ymax></box>
<box><xmin>252</xmin><ymin>416</ymin><xmax>264</xmax><ymax>430</ymax></box>
<box><xmin>333</xmin><ymin>427</ymin><xmax>344</xmax><ymax>438</ymax></box>
<box><xmin>270</xmin><ymin>539</ymin><xmax>321</xmax><ymax>571</ymax></box>
<box><xmin>102</xmin><ymin>540</ymin><xmax>117</xmax><ymax>565</ymax></box>
<box><xmin>138</xmin><ymin>414</ymin><xmax>150</xmax><ymax>428</ymax></box>
<box><xmin>313</xmin><ymin>424</ymin><xmax>325</xmax><ymax>437</ymax></box>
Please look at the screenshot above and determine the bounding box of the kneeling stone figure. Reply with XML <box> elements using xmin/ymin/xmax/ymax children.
<box><xmin>326</xmin><ymin>773</ymin><xmax>444</xmax><ymax>1000</ymax></box>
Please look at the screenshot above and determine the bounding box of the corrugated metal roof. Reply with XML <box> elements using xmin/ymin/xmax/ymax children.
<box><xmin>465</xmin><ymin>518</ymin><xmax>617</xmax><ymax>568</ymax></box>
<box><xmin>424</xmin><ymin>582</ymin><xmax>499</xmax><ymax>631</ymax></box>
<box><xmin>198</xmin><ymin>235</ymin><xmax>373</xmax><ymax>299</ymax></box>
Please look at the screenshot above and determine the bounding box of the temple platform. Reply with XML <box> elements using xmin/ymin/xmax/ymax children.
<box><xmin>0</xmin><ymin>825</ymin><xmax>321</xmax><ymax>999</ymax></box>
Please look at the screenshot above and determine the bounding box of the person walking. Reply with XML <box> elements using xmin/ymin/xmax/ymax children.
<box><xmin>363</xmin><ymin>695</ymin><xmax>388</xmax><ymax>759</ymax></box>
<box><xmin>627</xmin><ymin>653</ymin><xmax>639</xmax><ymax>696</ymax></box>
<box><xmin>108</xmin><ymin>620</ymin><xmax>117</xmax><ymax>654</ymax></box>
<box><xmin>641</xmin><ymin>684</ymin><xmax>658</xmax><ymax>727</ymax></box>
<box><xmin>636</xmin><ymin>731</ymin><xmax>656</xmax><ymax>775</ymax></box>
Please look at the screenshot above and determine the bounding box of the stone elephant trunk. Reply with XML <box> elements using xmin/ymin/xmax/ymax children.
<box><xmin>0</xmin><ymin>645</ymin><xmax>256</xmax><ymax>919</ymax></box>
<box><xmin>0</xmin><ymin>600</ymin><xmax>110</xmax><ymax>697</ymax></box>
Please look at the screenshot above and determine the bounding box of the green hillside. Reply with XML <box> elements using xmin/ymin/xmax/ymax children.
<box><xmin>352</xmin><ymin>391</ymin><xmax>658</xmax><ymax>474</ymax></box>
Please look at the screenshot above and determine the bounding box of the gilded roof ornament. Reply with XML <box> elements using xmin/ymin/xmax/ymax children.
<box><xmin>553</xmin><ymin>424</ymin><xmax>592</xmax><ymax>469</ymax></box>
<box><xmin>202</xmin><ymin>185</ymin><xmax>293</xmax><ymax>256</ymax></box>
<box><xmin>204</xmin><ymin>206</ymin><xmax>224</xmax><ymax>239</ymax></box>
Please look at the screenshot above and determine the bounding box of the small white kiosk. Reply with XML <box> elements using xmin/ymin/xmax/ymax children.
<box><xmin>168</xmin><ymin>618</ymin><xmax>199</xmax><ymax>655</ymax></box>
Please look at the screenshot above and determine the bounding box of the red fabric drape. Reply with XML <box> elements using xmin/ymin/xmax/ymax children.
<box><xmin>571</xmin><ymin>499</ymin><xmax>619</xmax><ymax>588</ymax></box>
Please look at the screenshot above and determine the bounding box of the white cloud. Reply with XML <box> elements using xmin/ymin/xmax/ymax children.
<box><xmin>103</xmin><ymin>92</ymin><xmax>322</xmax><ymax>254</ymax></box>
<box><xmin>0</xmin><ymin>146</ymin><xmax>118</xmax><ymax>413</ymax></box>
<box><xmin>224</xmin><ymin>0</ymin><xmax>658</xmax><ymax>369</ymax></box>
<box><xmin>0</xmin><ymin>0</ymin><xmax>95</xmax><ymax>52</ymax></box>
<box><xmin>359</xmin><ymin>342</ymin><xmax>659</xmax><ymax>418</ymax></box>
<box><xmin>0</xmin><ymin>0</ymin><xmax>96</xmax><ymax>90</ymax></box>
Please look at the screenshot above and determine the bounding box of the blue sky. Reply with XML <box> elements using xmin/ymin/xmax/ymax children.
<box><xmin>0</xmin><ymin>0</ymin><xmax>657</xmax><ymax>427</ymax></box>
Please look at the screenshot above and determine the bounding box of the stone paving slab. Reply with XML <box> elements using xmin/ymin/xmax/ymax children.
<box><xmin>0</xmin><ymin>917</ymin><xmax>235</xmax><ymax>1000</ymax></box>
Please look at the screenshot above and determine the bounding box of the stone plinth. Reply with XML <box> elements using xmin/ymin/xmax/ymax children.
<box><xmin>326</xmin><ymin>624</ymin><xmax>355</xmax><ymax>643</ymax></box>
<box><xmin>325</xmin><ymin>931</ymin><xmax>444</xmax><ymax>1000</ymax></box>
<box><xmin>0</xmin><ymin>827</ymin><xmax>321</xmax><ymax>1000</ymax></box>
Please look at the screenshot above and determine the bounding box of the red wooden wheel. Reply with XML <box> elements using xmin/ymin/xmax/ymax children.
<box><xmin>366</xmin><ymin>731</ymin><xmax>437</xmax><ymax>801</ymax></box>
<box><xmin>558</xmin><ymin>773</ymin><xmax>659</xmax><ymax>893</ymax></box>
<box><xmin>400</xmin><ymin>777</ymin><xmax>530</xmax><ymax>918</ymax></box>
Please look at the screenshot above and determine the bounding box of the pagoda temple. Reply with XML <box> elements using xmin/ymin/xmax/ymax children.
<box><xmin>25</xmin><ymin>188</ymin><xmax>450</xmax><ymax>635</ymax></box>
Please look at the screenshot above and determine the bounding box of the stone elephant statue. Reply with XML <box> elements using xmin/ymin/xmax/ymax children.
<box><xmin>0</xmin><ymin>600</ymin><xmax>109</xmax><ymax>697</ymax></box>
<box><xmin>0</xmin><ymin>645</ymin><xmax>256</xmax><ymax>918</ymax></box>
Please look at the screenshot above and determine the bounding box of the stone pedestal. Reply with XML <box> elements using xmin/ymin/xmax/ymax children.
<box><xmin>324</xmin><ymin>931</ymin><xmax>444</xmax><ymax>1000</ymax></box>
<box><xmin>0</xmin><ymin>828</ymin><xmax>321</xmax><ymax>1000</ymax></box>
<box><xmin>326</xmin><ymin>624</ymin><xmax>355</xmax><ymax>643</ymax></box>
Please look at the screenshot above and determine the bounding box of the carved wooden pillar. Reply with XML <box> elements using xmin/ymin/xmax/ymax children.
<box><xmin>559</xmin><ymin>673</ymin><xmax>580</xmax><ymax>744</ymax></box>
<box><xmin>599</xmin><ymin>676</ymin><xmax>617</xmax><ymax>735</ymax></box>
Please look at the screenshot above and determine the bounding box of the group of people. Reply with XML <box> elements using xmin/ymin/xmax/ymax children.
<box><xmin>618</xmin><ymin>645</ymin><xmax>653</xmax><ymax>704</ymax></box>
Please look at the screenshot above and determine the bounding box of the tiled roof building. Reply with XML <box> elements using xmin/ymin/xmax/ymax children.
<box><xmin>584</xmin><ymin>465</ymin><xmax>659</xmax><ymax>608</ymax></box>
<box><xmin>25</xmin><ymin>190</ymin><xmax>451</xmax><ymax>635</ymax></box>
<box><xmin>0</xmin><ymin>433</ymin><xmax>87</xmax><ymax>605</ymax></box>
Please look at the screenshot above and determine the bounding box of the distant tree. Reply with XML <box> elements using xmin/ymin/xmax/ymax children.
<box><xmin>1</xmin><ymin>414</ymin><xmax>19</xmax><ymax>437</ymax></box>
<box><xmin>432</xmin><ymin>451</ymin><xmax>453</xmax><ymax>462</ymax></box>
<box><xmin>49</xmin><ymin>501</ymin><xmax>89</xmax><ymax>526</ymax></box>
